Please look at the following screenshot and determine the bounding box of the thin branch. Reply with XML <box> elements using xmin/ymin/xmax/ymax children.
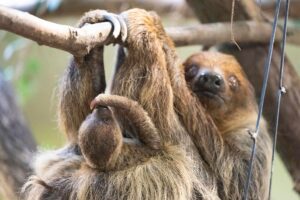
<box><xmin>230</xmin><ymin>0</ymin><xmax>241</xmax><ymax>51</ymax></box>
<box><xmin>167</xmin><ymin>22</ymin><xmax>300</xmax><ymax>46</ymax></box>
<box><xmin>0</xmin><ymin>6</ymin><xmax>299</xmax><ymax>57</ymax></box>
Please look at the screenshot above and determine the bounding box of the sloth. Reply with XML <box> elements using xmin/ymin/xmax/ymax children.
<box><xmin>21</xmin><ymin>8</ymin><xmax>271</xmax><ymax>200</ymax></box>
<box><xmin>78</xmin><ymin>94</ymin><xmax>162</xmax><ymax>170</ymax></box>
<box><xmin>181</xmin><ymin>52</ymin><xmax>272</xmax><ymax>199</ymax></box>
<box><xmin>21</xmin><ymin>9</ymin><xmax>216</xmax><ymax>200</ymax></box>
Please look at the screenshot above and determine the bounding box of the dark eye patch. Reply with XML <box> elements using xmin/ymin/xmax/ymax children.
<box><xmin>185</xmin><ymin>64</ymin><xmax>199</xmax><ymax>80</ymax></box>
<box><xmin>228</xmin><ymin>75</ymin><xmax>239</xmax><ymax>91</ymax></box>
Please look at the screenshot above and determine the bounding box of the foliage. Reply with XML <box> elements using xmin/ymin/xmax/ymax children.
<box><xmin>2</xmin><ymin>37</ymin><xmax>41</xmax><ymax>104</ymax></box>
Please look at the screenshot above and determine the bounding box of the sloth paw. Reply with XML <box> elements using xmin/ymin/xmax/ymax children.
<box><xmin>78</xmin><ymin>10</ymin><xmax>127</xmax><ymax>42</ymax></box>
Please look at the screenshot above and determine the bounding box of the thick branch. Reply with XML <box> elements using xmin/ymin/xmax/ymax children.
<box><xmin>1</xmin><ymin>6</ymin><xmax>299</xmax><ymax>57</ymax></box>
<box><xmin>186</xmin><ymin>0</ymin><xmax>300</xmax><ymax>195</ymax></box>
<box><xmin>0</xmin><ymin>6</ymin><xmax>113</xmax><ymax>57</ymax></box>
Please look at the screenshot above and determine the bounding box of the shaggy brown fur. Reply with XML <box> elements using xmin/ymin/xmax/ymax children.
<box><xmin>22</xmin><ymin>9</ymin><xmax>271</xmax><ymax>200</ymax></box>
<box><xmin>21</xmin><ymin>9</ymin><xmax>218</xmax><ymax>200</ymax></box>
<box><xmin>78</xmin><ymin>94</ymin><xmax>162</xmax><ymax>170</ymax></box>
<box><xmin>178</xmin><ymin>52</ymin><xmax>272</xmax><ymax>199</ymax></box>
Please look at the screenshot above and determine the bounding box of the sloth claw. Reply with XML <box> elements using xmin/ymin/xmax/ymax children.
<box><xmin>79</xmin><ymin>10</ymin><xmax>127</xmax><ymax>43</ymax></box>
<box><xmin>116</xmin><ymin>15</ymin><xmax>128</xmax><ymax>42</ymax></box>
<box><xmin>103</xmin><ymin>13</ymin><xmax>127</xmax><ymax>42</ymax></box>
<box><xmin>102</xmin><ymin>13</ymin><xmax>121</xmax><ymax>39</ymax></box>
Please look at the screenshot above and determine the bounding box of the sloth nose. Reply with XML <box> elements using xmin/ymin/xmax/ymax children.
<box><xmin>197</xmin><ymin>72</ymin><xmax>224</xmax><ymax>93</ymax></box>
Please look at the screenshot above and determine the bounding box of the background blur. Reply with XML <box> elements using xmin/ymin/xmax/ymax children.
<box><xmin>0</xmin><ymin>5</ymin><xmax>299</xmax><ymax>200</ymax></box>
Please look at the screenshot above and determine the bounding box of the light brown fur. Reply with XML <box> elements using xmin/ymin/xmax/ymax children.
<box><xmin>78</xmin><ymin>94</ymin><xmax>162</xmax><ymax>170</ymax></box>
<box><xmin>21</xmin><ymin>9</ymin><xmax>217</xmax><ymax>200</ymax></box>
<box><xmin>21</xmin><ymin>9</ymin><xmax>271</xmax><ymax>200</ymax></box>
<box><xmin>178</xmin><ymin>52</ymin><xmax>272</xmax><ymax>199</ymax></box>
<box><xmin>183</xmin><ymin>52</ymin><xmax>258</xmax><ymax>133</ymax></box>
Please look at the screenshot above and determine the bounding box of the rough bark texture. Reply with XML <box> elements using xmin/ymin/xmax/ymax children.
<box><xmin>0</xmin><ymin>6</ymin><xmax>114</xmax><ymax>57</ymax></box>
<box><xmin>3</xmin><ymin>6</ymin><xmax>300</xmax><ymax>54</ymax></box>
<box><xmin>0</xmin><ymin>72</ymin><xmax>36</xmax><ymax>200</ymax></box>
<box><xmin>166</xmin><ymin>21</ymin><xmax>286</xmax><ymax>46</ymax></box>
<box><xmin>186</xmin><ymin>0</ymin><xmax>300</xmax><ymax>195</ymax></box>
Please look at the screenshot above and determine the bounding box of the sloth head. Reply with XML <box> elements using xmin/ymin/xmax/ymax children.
<box><xmin>183</xmin><ymin>52</ymin><xmax>258</xmax><ymax>131</ymax></box>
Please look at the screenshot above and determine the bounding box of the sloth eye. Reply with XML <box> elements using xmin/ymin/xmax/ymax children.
<box><xmin>185</xmin><ymin>64</ymin><xmax>198</xmax><ymax>80</ymax></box>
<box><xmin>228</xmin><ymin>75</ymin><xmax>239</xmax><ymax>91</ymax></box>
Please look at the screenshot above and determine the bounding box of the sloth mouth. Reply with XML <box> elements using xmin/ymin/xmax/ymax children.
<box><xmin>196</xmin><ymin>90</ymin><xmax>225</xmax><ymax>104</ymax></box>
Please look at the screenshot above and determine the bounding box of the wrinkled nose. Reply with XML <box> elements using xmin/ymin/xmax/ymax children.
<box><xmin>196</xmin><ymin>72</ymin><xmax>224</xmax><ymax>93</ymax></box>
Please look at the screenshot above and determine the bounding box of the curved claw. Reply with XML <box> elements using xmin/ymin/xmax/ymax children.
<box><xmin>104</xmin><ymin>13</ymin><xmax>127</xmax><ymax>42</ymax></box>
<box><xmin>78</xmin><ymin>10</ymin><xmax>127</xmax><ymax>42</ymax></box>
<box><xmin>103</xmin><ymin>13</ymin><xmax>121</xmax><ymax>39</ymax></box>
<box><xmin>90</xmin><ymin>98</ymin><xmax>98</xmax><ymax>110</ymax></box>
<box><xmin>116</xmin><ymin>15</ymin><xmax>128</xmax><ymax>42</ymax></box>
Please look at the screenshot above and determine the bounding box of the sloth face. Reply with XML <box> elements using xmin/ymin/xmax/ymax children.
<box><xmin>183</xmin><ymin>52</ymin><xmax>257</xmax><ymax>122</ymax></box>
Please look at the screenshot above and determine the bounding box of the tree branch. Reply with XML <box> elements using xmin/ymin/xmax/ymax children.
<box><xmin>166</xmin><ymin>21</ymin><xmax>285</xmax><ymax>46</ymax></box>
<box><xmin>0</xmin><ymin>6</ymin><xmax>299</xmax><ymax>57</ymax></box>
<box><xmin>0</xmin><ymin>6</ymin><xmax>114</xmax><ymax>57</ymax></box>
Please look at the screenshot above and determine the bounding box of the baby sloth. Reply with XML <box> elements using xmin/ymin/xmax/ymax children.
<box><xmin>78</xmin><ymin>94</ymin><xmax>161</xmax><ymax>170</ymax></box>
<box><xmin>183</xmin><ymin>51</ymin><xmax>272</xmax><ymax>199</ymax></box>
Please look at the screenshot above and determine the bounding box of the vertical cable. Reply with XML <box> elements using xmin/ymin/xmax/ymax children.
<box><xmin>268</xmin><ymin>0</ymin><xmax>290</xmax><ymax>199</ymax></box>
<box><xmin>243</xmin><ymin>0</ymin><xmax>282</xmax><ymax>199</ymax></box>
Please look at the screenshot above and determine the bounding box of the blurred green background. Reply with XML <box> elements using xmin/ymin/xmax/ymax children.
<box><xmin>0</xmin><ymin>15</ymin><xmax>299</xmax><ymax>200</ymax></box>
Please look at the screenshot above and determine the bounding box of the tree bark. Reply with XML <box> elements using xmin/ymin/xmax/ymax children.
<box><xmin>186</xmin><ymin>0</ymin><xmax>300</xmax><ymax>195</ymax></box>
<box><xmin>0</xmin><ymin>6</ymin><xmax>114</xmax><ymax>57</ymax></box>
<box><xmin>1</xmin><ymin>6</ymin><xmax>299</xmax><ymax>56</ymax></box>
<box><xmin>0</xmin><ymin>72</ymin><xmax>36</xmax><ymax>200</ymax></box>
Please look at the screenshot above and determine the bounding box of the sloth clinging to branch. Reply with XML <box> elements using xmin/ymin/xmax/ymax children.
<box><xmin>22</xmin><ymin>8</ymin><xmax>271</xmax><ymax>200</ymax></box>
<box><xmin>22</xmin><ymin>9</ymin><xmax>214</xmax><ymax>200</ymax></box>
